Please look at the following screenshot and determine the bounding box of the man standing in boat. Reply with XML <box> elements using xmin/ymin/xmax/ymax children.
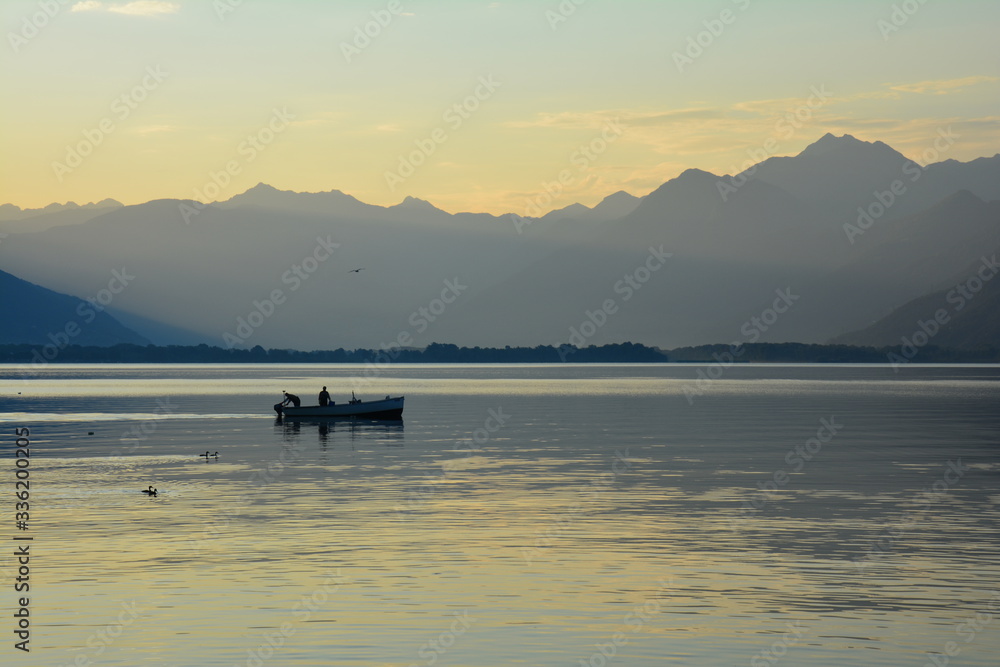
<box><xmin>281</xmin><ymin>391</ymin><xmax>301</xmax><ymax>408</ymax></box>
<box><xmin>318</xmin><ymin>386</ymin><xmax>331</xmax><ymax>407</ymax></box>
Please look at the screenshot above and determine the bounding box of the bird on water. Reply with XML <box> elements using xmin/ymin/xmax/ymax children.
<box><xmin>142</xmin><ymin>485</ymin><xmax>157</xmax><ymax>496</ymax></box>
<box><xmin>200</xmin><ymin>451</ymin><xmax>219</xmax><ymax>459</ymax></box>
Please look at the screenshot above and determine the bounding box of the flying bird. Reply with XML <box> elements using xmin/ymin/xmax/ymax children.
<box><xmin>348</xmin><ymin>268</ymin><xmax>364</xmax><ymax>273</ymax></box>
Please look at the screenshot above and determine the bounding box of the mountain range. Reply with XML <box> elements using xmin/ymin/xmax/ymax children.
<box><xmin>0</xmin><ymin>268</ymin><xmax>149</xmax><ymax>349</ymax></box>
<box><xmin>1</xmin><ymin>133</ymin><xmax>998</xmax><ymax>352</ymax></box>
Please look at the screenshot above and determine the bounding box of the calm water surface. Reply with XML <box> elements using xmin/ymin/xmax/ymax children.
<box><xmin>1</xmin><ymin>363</ymin><xmax>998</xmax><ymax>666</ymax></box>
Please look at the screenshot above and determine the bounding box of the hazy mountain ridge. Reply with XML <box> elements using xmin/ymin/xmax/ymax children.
<box><xmin>0</xmin><ymin>200</ymin><xmax>124</xmax><ymax>235</ymax></box>
<box><xmin>770</xmin><ymin>191</ymin><xmax>1000</xmax><ymax>343</ymax></box>
<box><xmin>2</xmin><ymin>133</ymin><xmax>998</xmax><ymax>350</ymax></box>
<box><xmin>540</xmin><ymin>191</ymin><xmax>643</xmax><ymax>224</ymax></box>
<box><xmin>741</xmin><ymin>132</ymin><xmax>1000</xmax><ymax>225</ymax></box>
<box><xmin>0</xmin><ymin>198</ymin><xmax>123</xmax><ymax>221</ymax></box>
<box><xmin>0</xmin><ymin>269</ymin><xmax>149</xmax><ymax>348</ymax></box>
<box><xmin>832</xmin><ymin>247</ymin><xmax>1000</xmax><ymax>349</ymax></box>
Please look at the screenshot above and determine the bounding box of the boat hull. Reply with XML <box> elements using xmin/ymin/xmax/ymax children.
<box><xmin>274</xmin><ymin>396</ymin><xmax>404</xmax><ymax>420</ymax></box>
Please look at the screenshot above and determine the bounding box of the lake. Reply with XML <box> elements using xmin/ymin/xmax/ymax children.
<box><xmin>1</xmin><ymin>363</ymin><xmax>999</xmax><ymax>666</ymax></box>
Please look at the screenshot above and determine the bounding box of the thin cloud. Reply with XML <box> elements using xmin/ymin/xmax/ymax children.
<box><xmin>620</xmin><ymin>161</ymin><xmax>694</xmax><ymax>190</ymax></box>
<box><xmin>505</xmin><ymin>108</ymin><xmax>719</xmax><ymax>130</ymax></box>
<box><xmin>810</xmin><ymin>115</ymin><xmax>1000</xmax><ymax>161</ymax></box>
<box><xmin>889</xmin><ymin>75</ymin><xmax>999</xmax><ymax>95</ymax></box>
<box><xmin>71</xmin><ymin>1</ymin><xmax>180</xmax><ymax>16</ymax></box>
<box><xmin>286</xmin><ymin>111</ymin><xmax>347</xmax><ymax>128</ymax></box>
<box><xmin>130</xmin><ymin>124</ymin><xmax>177</xmax><ymax>135</ymax></box>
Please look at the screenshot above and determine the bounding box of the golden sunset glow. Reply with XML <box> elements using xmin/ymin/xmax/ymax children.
<box><xmin>2</xmin><ymin>1</ymin><xmax>998</xmax><ymax>214</ymax></box>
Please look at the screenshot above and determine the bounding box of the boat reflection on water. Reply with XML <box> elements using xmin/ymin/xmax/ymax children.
<box><xmin>276</xmin><ymin>416</ymin><xmax>404</xmax><ymax>448</ymax></box>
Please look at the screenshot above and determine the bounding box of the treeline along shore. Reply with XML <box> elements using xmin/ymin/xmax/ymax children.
<box><xmin>1</xmin><ymin>341</ymin><xmax>998</xmax><ymax>365</ymax></box>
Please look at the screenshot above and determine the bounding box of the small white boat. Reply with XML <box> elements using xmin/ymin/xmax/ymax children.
<box><xmin>274</xmin><ymin>394</ymin><xmax>404</xmax><ymax>420</ymax></box>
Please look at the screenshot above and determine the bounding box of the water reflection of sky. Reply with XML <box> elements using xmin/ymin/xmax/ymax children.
<box><xmin>2</xmin><ymin>364</ymin><xmax>998</xmax><ymax>666</ymax></box>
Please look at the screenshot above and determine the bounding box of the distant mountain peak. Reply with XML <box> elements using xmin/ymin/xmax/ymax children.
<box><xmin>800</xmin><ymin>133</ymin><xmax>898</xmax><ymax>158</ymax></box>
<box><xmin>246</xmin><ymin>182</ymin><xmax>282</xmax><ymax>194</ymax></box>
<box><xmin>398</xmin><ymin>195</ymin><xmax>436</xmax><ymax>208</ymax></box>
<box><xmin>391</xmin><ymin>196</ymin><xmax>450</xmax><ymax>217</ymax></box>
<box><xmin>227</xmin><ymin>182</ymin><xmax>356</xmax><ymax>203</ymax></box>
<box><xmin>601</xmin><ymin>190</ymin><xmax>639</xmax><ymax>202</ymax></box>
<box><xmin>590</xmin><ymin>190</ymin><xmax>641</xmax><ymax>221</ymax></box>
<box><xmin>677</xmin><ymin>167</ymin><xmax>720</xmax><ymax>180</ymax></box>
<box><xmin>644</xmin><ymin>168</ymin><xmax>720</xmax><ymax>198</ymax></box>
<box><xmin>235</xmin><ymin>183</ymin><xmax>357</xmax><ymax>199</ymax></box>
<box><xmin>805</xmin><ymin>132</ymin><xmax>862</xmax><ymax>151</ymax></box>
<box><xmin>539</xmin><ymin>202</ymin><xmax>591</xmax><ymax>221</ymax></box>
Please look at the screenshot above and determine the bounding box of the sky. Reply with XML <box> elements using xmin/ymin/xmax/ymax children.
<box><xmin>1</xmin><ymin>0</ymin><xmax>998</xmax><ymax>215</ymax></box>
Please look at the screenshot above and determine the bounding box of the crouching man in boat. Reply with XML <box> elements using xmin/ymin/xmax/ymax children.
<box><xmin>281</xmin><ymin>391</ymin><xmax>301</xmax><ymax>408</ymax></box>
<box><xmin>318</xmin><ymin>386</ymin><xmax>331</xmax><ymax>407</ymax></box>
